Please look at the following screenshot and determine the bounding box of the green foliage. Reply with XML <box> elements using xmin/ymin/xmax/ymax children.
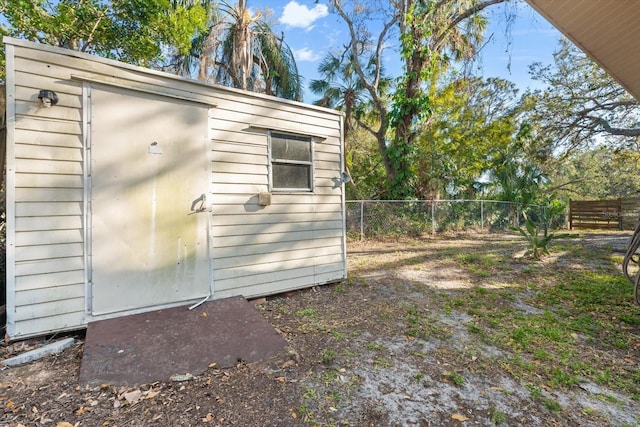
<box><xmin>169</xmin><ymin>0</ymin><xmax>301</xmax><ymax>99</ymax></box>
<box><xmin>417</xmin><ymin>77</ymin><xmax>522</xmax><ymax>199</ymax></box>
<box><xmin>295</xmin><ymin>308</ymin><xmax>317</xmax><ymax>317</ymax></box>
<box><xmin>511</xmin><ymin>204</ymin><xmax>576</xmax><ymax>259</ymax></box>
<box><xmin>549</xmin><ymin>148</ymin><xmax>640</xmax><ymax>200</ymax></box>
<box><xmin>541</xmin><ymin>398</ymin><xmax>562</xmax><ymax>412</ymax></box>
<box><xmin>526</xmin><ymin>38</ymin><xmax>640</xmax><ymax>157</ymax></box>
<box><xmin>0</xmin><ymin>0</ymin><xmax>208</xmax><ymax>73</ymax></box>
<box><xmin>489</xmin><ymin>406</ymin><xmax>507</xmax><ymax>424</ymax></box>
<box><xmin>511</xmin><ymin>215</ymin><xmax>556</xmax><ymax>259</ymax></box>
<box><xmin>321</xmin><ymin>349</ymin><xmax>336</xmax><ymax>364</ymax></box>
<box><xmin>444</xmin><ymin>371</ymin><xmax>464</xmax><ymax>386</ymax></box>
<box><xmin>331</xmin><ymin>0</ymin><xmax>503</xmax><ymax>199</ymax></box>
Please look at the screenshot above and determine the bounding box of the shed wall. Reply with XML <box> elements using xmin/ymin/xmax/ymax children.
<box><xmin>4</xmin><ymin>38</ymin><xmax>346</xmax><ymax>339</ymax></box>
<box><xmin>8</xmin><ymin>44</ymin><xmax>86</xmax><ymax>337</ymax></box>
<box><xmin>209</xmin><ymin>92</ymin><xmax>345</xmax><ymax>299</ymax></box>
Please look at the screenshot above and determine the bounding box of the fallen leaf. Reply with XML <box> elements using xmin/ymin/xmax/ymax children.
<box><xmin>5</xmin><ymin>400</ymin><xmax>15</xmax><ymax>409</ymax></box>
<box><xmin>208</xmin><ymin>362</ymin><xmax>217</xmax><ymax>369</ymax></box>
<box><xmin>291</xmin><ymin>412</ymin><xmax>297</xmax><ymax>419</ymax></box>
<box><xmin>123</xmin><ymin>390</ymin><xmax>142</xmax><ymax>404</ymax></box>
<box><xmin>451</xmin><ymin>413</ymin><xmax>469</xmax><ymax>422</ymax></box>
<box><xmin>201</xmin><ymin>312</ymin><xmax>208</xmax><ymax>318</ymax></box>
<box><xmin>202</xmin><ymin>413</ymin><xmax>214</xmax><ymax>423</ymax></box>
<box><xmin>276</xmin><ymin>377</ymin><xmax>286</xmax><ymax>383</ymax></box>
<box><xmin>32</xmin><ymin>406</ymin><xmax>38</xmax><ymax>414</ymax></box>
<box><xmin>406</xmin><ymin>335</ymin><xmax>415</xmax><ymax>341</ymax></box>
<box><xmin>145</xmin><ymin>389</ymin><xmax>160</xmax><ymax>399</ymax></box>
<box><xmin>56</xmin><ymin>423</ymin><xmax>74</xmax><ymax>427</ymax></box>
<box><xmin>489</xmin><ymin>386</ymin><xmax>503</xmax><ymax>391</ymax></box>
<box><xmin>75</xmin><ymin>406</ymin><xmax>92</xmax><ymax>415</ymax></box>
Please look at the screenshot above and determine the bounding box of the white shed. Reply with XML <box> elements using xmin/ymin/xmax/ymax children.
<box><xmin>3</xmin><ymin>37</ymin><xmax>347</xmax><ymax>340</ymax></box>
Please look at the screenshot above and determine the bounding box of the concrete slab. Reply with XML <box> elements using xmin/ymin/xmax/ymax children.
<box><xmin>78</xmin><ymin>296</ymin><xmax>287</xmax><ymax>387</ymax></box>
<box><xmin>1</xmin><ymin>338</ymin><xmax>76</xmax><ymax>367</ymax></box>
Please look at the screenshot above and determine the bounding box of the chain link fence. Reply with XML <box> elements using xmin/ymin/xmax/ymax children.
<box><xmin>346</xmin><ymin>200</ymin><xmax>562</xmax><ymax>240</ymax></box>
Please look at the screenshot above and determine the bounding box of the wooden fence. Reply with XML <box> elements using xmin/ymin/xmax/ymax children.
<box><xmin>569</xmin><ymin>198</ymin><xmax>640</xmax><ymax>230</ymax></box>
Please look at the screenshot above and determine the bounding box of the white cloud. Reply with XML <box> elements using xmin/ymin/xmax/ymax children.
<box><xmin>294</xmin><ymin>47</ymin><xmax>320</xmax><ymax>62</ymax></box>
<box><xmin>280</xmin><ymin>1</ymin><xmax>329</xmax><ymax>29</ymax></box>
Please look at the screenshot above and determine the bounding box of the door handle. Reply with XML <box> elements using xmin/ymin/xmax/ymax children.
<box><xmin>190</xmin><ymin>193</ymin><xmax>207</xmax><ymax>213</ymax></box>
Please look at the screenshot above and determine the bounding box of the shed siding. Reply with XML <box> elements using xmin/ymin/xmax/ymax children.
<box><xmin>9</xmin><ymin>44</ymin><xmax>86</xmax><ymax>337</ymax></box>
<box><xmin>5</xmin><ymin>38</ymin><xmax>346</xmax><ymax>339</ymax></box>
<box><xmin>210</xmin><ymin>94</ymin><xmax>345</xmax><ymax>299</ymax></box>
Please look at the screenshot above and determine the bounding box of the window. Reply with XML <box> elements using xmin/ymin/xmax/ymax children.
<box><xmin>270</xmin><ymin>132</ymin><xmax>314</xmax><ymax>191</ymax></box>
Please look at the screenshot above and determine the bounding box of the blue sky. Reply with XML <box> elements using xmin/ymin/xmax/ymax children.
<box><xmin>250</xmin><ymin>0</ymin><xmax>564</xmax><ymax>103</ymax></box>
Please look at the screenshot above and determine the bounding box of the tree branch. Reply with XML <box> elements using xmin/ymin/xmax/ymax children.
<box><xmin>432</xmin><ymin>0</ymin><xmax>505</xmax><ymax>51</ymax></box>
<box><xmin>586</xmin><ymin>115</ymin><xmax>640</xmax><ymax>137</ymax></box>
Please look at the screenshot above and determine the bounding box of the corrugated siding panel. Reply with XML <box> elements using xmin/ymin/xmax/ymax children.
<box><xmin>10</xmin><ymin>44</ymin><xmax>86</xmax><ymax>337</ymax></box>
<box><xmin>210</xmin><ymin>94</ymin><xmax>345</xmax><ymax>297</ymax></box>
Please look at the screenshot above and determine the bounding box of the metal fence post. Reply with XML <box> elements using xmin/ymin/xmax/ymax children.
<box><xmin>360</xmin><ymin>200</ymin><xmax>364</xmax><ymax>240</ymax></box>
<box><xmin>431</xmin><ymin>200</ymin><xmax>436</xmax><ymax>234</ymax></box>
<box><xmin>481</xmin><ymin>200</ymin><xmax>484</xmax><ymax>231</ymax></box>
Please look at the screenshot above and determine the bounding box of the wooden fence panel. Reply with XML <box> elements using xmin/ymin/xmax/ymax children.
<box><xmin>621</xmin><ymin>198</ymin><xmax>640</xmax><ymax>230</ymax></box>
<box><xmin>569</xmin><ymin>199</ymin><xmax>622</xmax><ymax>230</ymax></box>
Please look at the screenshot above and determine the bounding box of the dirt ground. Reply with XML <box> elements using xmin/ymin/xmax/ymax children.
<box><xmin>1</xmin><ymin>232</ymin><xmax>640</xmax><ymax>426</ymax></box>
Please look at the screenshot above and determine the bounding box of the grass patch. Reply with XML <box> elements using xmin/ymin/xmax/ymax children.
<box><xmin>435</xmin><ymin>264</ymin><xmax>640</xmax><ymax>399</ymax></box>
<box><xmin>366</xmin><ymin>342</ymin><xmax>385</xmax><ymax>351</ymax></box>
<box><xmin>489</xmin><ymin>406</ymin><xmax>507</xmax><ymax>424</ymax></box>
<box><xmin>344</xmin><ymin>233</ymin><xmax>640</xmax><ymax>425</ymax></box>
<box><xmin>444</xmin><ymin>371</ymin><xmax>464</xmax><ymax>386</ymax></box>
<box><xmin>296</xmin><ymin>308</ymin><xmax>318</xmax><ymax>317</ymax></box>
<box><xmin>321</xmin><ymin>349</ymin><xmax>336</xmax><ymax>364</ymax></box>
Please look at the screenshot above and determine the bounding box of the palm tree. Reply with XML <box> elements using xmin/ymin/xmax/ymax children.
<box><xmin>310</xmin><ymin>51</ymin><xmax>390</xmax><ymax>181</ymax></box>
<box><xmin>216</xmin><ymin>0</ymin><xmax>301</xmax><ymax>100</ymax></box>
<box><xmin>166</xmin><ymin>0</ymin><xmax>301</xmax><ymax>101</ymax></box>
<box><xmin>164</xmin><ymin>0</ymin><xmax>221</xmax><ymax>80</ymax></box>
<box><xmin>310</xmin><ymin>52</ymin><xmax>367</xmax><ymax>142</ymax></box>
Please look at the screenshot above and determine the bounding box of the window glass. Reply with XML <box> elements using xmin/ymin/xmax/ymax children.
<box><xmin>273</xmin><ymin>164</ymin><xmax>311</xmax><ymax>189</ymax></box>
<box><xmin>272</xmin><ymin>138</ymin><xmax>311</xmax><ymax>162</ymax></box>
<box><xmin>270</xmin><ymin>132</ymin><xmax>313</xmax><ymax>191</ymax></box>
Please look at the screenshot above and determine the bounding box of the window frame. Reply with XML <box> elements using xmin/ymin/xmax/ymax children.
<box><xmin>268</xmin><ymin>131</ymin><xmax>315</xmax><ymax>193</ymax></box>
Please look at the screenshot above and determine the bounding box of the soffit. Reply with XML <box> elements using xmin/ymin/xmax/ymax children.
<box><xmin>526</xmin><ymin>0</ymin><xmax>640</xmax><ymax>100</ymax></box>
